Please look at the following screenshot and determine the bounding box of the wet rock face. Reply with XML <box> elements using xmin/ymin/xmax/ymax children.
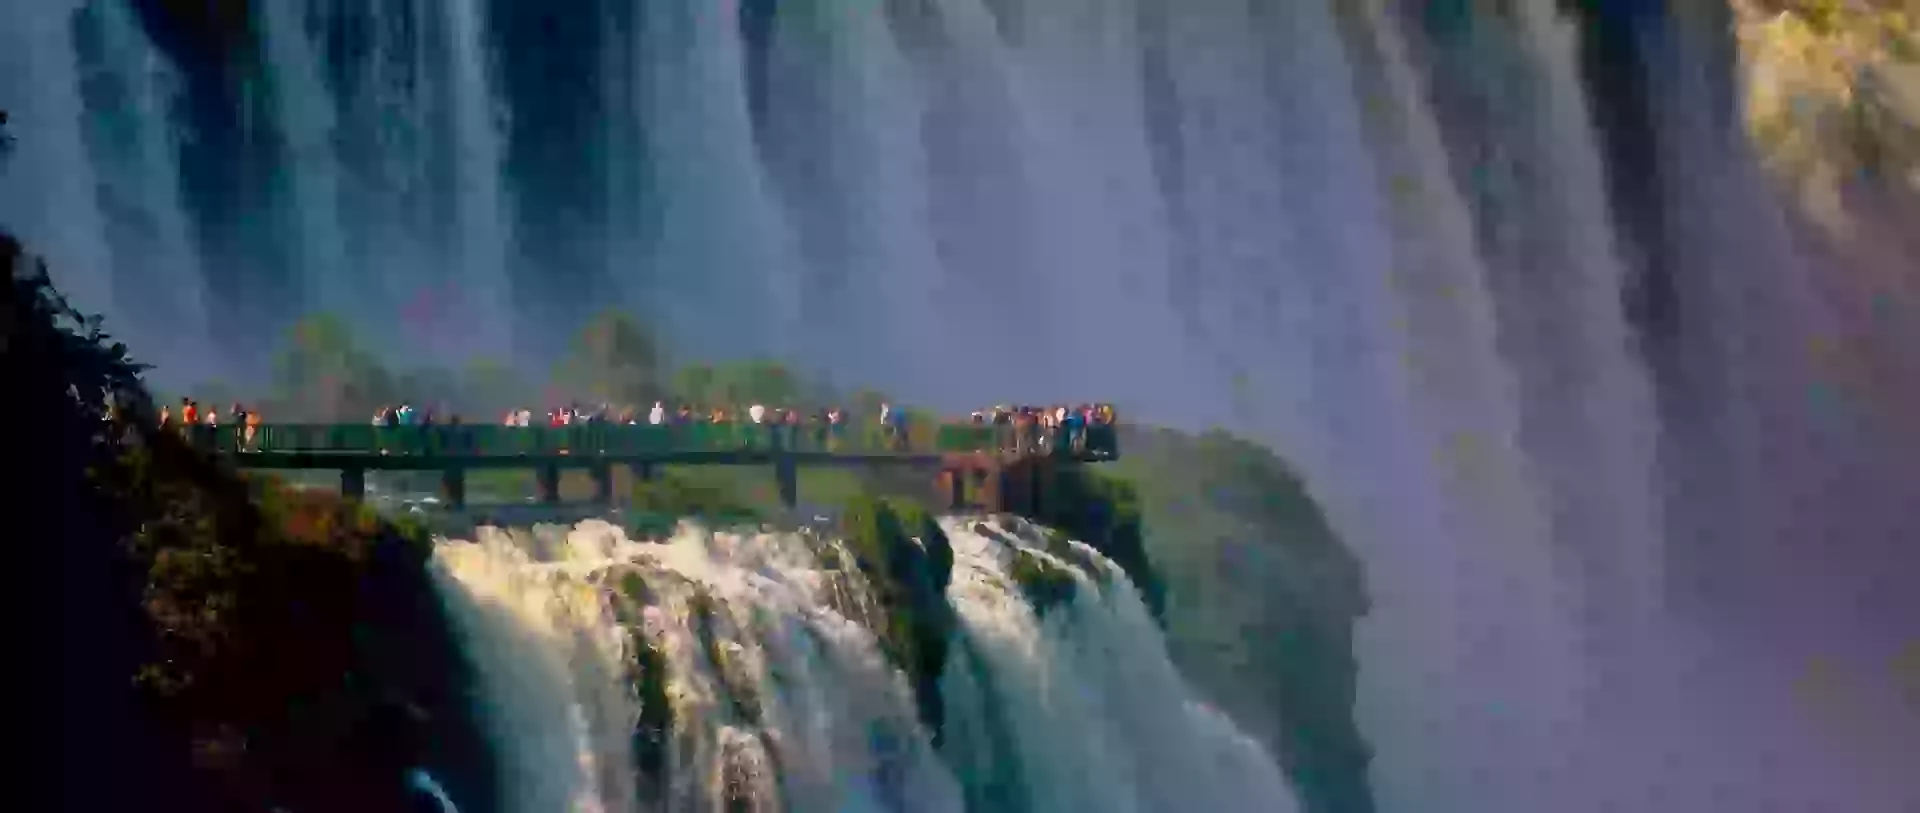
<box><xmin>838</xmin><ymin>496</ymin><xmax>959</xmax><ymax>742</ymax></box>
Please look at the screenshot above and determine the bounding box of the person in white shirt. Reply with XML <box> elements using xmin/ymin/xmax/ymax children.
<box><xmin>649</xmin><ymin>401</ymin><xmax>665</xmax><ymax>425</ymax></box>
<box><xmin>749</xmin><ymin>403</ymin><xmax>766</xmax><ymax>424</ymax></box>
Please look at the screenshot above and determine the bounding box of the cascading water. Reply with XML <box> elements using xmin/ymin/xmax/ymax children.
<box><xmin>0</xmin><ymin>0</ymin><xmax>116</xmax><ymax>323</ymax></box>
<box><xmin>428</xmin><ymin>517</ymin><xmax>1294</xmax><ymax>813</ymax></box>
<box><xmin>255</xmin><ymin>0</ymin><xmax>356</xmax><ymax>321</ymax></box>
<box><xmin>936</xmin><ymin>517</ymin><xmax>1298</xmax><ymax>813</ymax></box>
<box><xmin>8</xmin><ymin>0</ymin><xmax>1920</xmax><ymax>809</ymax></box>
<box><xmin>613</xmin><ymin>0</ymin><xmax>800</xmax><ymax>364</ymax></box>
<box><xmin>255</xmin><ymin>0</ymin><xmax>519</xmax><ymax>362</ymax></box>
<box><xmin>77</xmin><ymin>0</ymin><xmax>217</xmax><ymax>375</ymax></box>
<box><xmin>440</xmin><ymin>0</ymin><xmax>517</xmax><ymax>361</ymax></box>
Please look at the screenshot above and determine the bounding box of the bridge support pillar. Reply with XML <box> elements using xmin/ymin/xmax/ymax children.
<box><xmin>981</xmin><ymin>461</ymin><xmax>1007</xmax><ymax>515</ymax></box>
<box><xmin>589</xmin><ymin>462</ymin><xmax>614</xmax><ymax>505</ymax></box>
<box><xmin>774</xmin><ymin>456</ymin><xmax>798</xmax><ymax>510</ymax></box>
<box><xmin>536</xmin><ymin>463</ymin><xmax>562</xmax><ymax>505</ymax></box>
<box><xmin>341</xmin><ymin>468</ymin><xmax>366</xmax><ymax>502</ymax></box>
<box><xmin>999</xmin><ymin>466</ymin><xmax>1021</xmax><ymax>516</ymax></box>
<box><xmin>944</xmin><ymin>468</ymin><xmax>966</xmax><ymax>511</ymax></box>
<box><xmin>989</xmin><ymin>457</ymin><xmax>1045</xmax><ymax>517</ymax></box>
<box><xmin>441</xmin><ymin>467</ymin><xmax>467</xmax><ymax>511</ymax></box>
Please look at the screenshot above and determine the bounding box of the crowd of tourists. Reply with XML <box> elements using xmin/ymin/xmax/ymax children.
<box><xmin>968</xmin><ymin>403</ymin><xmax>1118</xmax><ymax>457</ymax></box>
<box><xmin>155</xmin><ymin>398</ymin><xmax>264</xmax><ymax>446</ymax></box>
<box><xmin>469</xmin><ymin>400</ymin><xmax>1118</xmax><ymax>456</ymax></box>
<box><xmin>149</xmin><ymin>395</ymin><xmax>1118</xmax><ymax>458</ymax></box>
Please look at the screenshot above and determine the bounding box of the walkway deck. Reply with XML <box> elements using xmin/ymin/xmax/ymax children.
<box><xmin>187</xmin><ymin>422</ymin><xmax>1118</xmax><ymax>511</ymax></box>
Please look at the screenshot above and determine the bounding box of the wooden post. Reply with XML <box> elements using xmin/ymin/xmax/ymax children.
<box><xmin>590</xmin><ymin>462</ymin><xmax>614</xmax><ymax>505</ymax></box>
<box><xmin>774</xmin><ymin>455</ymin><xmax>798</xmax><ymax>510</ymax></box>
<box><xmin>537</xmin><ymin>463</ymin><xmax>562</xmax><ymax>504</ymax></box>
<box><xmin>341</xmin><ymin>467</ymin><xmax>366</xmax><ymax>502</ymax></box>
<box><xmin>441</xmin><ymin>467</ymin><xmax>467</xmax><ymax>511</ymax></box>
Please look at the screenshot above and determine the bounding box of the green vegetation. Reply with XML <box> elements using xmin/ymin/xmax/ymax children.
<box><xmin>608</xmin><ymin>570</ymin><xmax>673</xmax><ymax>802</ymax></box>
<box><xmin>836</xmin><ymin>495</ymin><xmax>958</xmax><ymax>742</ymax></box>
<box><xmin>1108</xmin><ymin>427</ymin><xmax>1373</xmax><ymax>813</ymax></box>
<box><xmin>1007</xmin><ymin>549</ymin><xmax>1078</xmax><ymax>615</ymax></box>
<box><xmin>3</xmin><ymin>232</ymin><xmax>496</xmax><ymax>811</ymax></box>
<box><xmin>1028</xmin><ymin>463</ymin><xmax>1164</xmax><ymax>620</ymax></box>
<box><xmin>626</xmin><ymin>467</ymin><xmax>768</xmax><ymax>537</ymax></box>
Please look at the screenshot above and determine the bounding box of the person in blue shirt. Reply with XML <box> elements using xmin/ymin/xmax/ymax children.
<box><xmin>1064</xmin><ymin>403</ymin><xmax>1085</xmax><ymax>455</ymax></box>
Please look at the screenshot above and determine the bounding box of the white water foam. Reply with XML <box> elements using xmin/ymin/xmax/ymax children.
<box><xmin>429</xmin><ymin>516</ymin><xmax>1298</xmax><ymax>813</ymax></box>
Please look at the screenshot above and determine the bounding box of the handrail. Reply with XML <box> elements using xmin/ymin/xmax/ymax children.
<box><xmin>184</xmin><ymin>421</ymin><xmax>1120</xmax><ymax>460</ymax></box>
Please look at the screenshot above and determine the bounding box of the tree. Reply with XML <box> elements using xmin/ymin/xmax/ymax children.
<box><xmin>673</xmin><ymin>359</ymin><xmax>805</xmax><ymax>408</ymax></box>
<box><xmin>270</xmin><ymin>314</ymin><xmax>394</xmax><ymax>420</ymax></box>
<box><xmin>551</xmin><ymin>310</ymin><xmax>667</xmax><ymax>406</ymax></box>
<box><xmin>460</xmin><ymin>357</ymin><xmax>530</xmax><ymax>419</ymax></box>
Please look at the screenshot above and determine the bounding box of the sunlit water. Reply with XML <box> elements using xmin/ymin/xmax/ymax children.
<box><xmin>7</xmin><ymin>1</ymin><xmax>1920</xmax><ymax>808</ymax></box>
<box><xmin>428</xmin><ymin>516</ymin><xmax>1296</xmax><ymax>813</ymax></box>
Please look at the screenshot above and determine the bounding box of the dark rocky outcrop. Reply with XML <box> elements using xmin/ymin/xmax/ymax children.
<box><xmin>5</xmin><ymin>233</ymin><xmax>496</xmax><ymax>813</ymax></box>
<box><xmin>837</xmin><ymin>495</ymin><xmax>957</xmax><ymax>743</ymax></box>
<box><xmin>6</xmin><ymin>223</ymin><xmax>197</xmax><ymax>813</ymax></box>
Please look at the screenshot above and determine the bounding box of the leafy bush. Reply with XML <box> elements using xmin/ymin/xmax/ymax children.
<box><xmin>5</xmin><ymin>231</ymin><xmax>494</xmax><ymax>812</ymax></box>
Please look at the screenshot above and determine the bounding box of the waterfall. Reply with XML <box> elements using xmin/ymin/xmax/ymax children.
<box><xmin>252</xmin><ymin>0</ymin><xmax>525</xmax><ymax>363</ymax></box>
<box><xmin>255</xmin><ymin>0</ymin><xmax>357</xmax><ymax>321</ymax></box>
<box><xmin>431</xmin><ymin>519</ymin><xmax>962</xmax><ymax>812</ymax></box>
<box><xmin>79</xmin><ymin>0</ymin><xmax>216</xmax><ymax>378</ymax></box>
<box><xmin>441</xmin><ymin>0</ymin><xmax>516</xmax><ymax>361</ymax></box>
<box><xmin>615</xmin><ymin>0</ymin><xmax>800</xmax><ymax>363</ymax></box>
<box><xmin>937</xmin><ymin>517</ymin><xmax>1297</xmax><ymax>813</ymax></box>
<box><xmin>0</xmin><ymin>0</ymin><xmax>115</xmax><ymax>320</ymax></box>
<box><xmin>428</xmin><ymin>517</ymin><xmax>1297</xmax><ymax>813</ymax></box>
<box><xmin>10</xmin><ymin>0</ymin><xmax>1920</xmax><ymax>809</ymax></box>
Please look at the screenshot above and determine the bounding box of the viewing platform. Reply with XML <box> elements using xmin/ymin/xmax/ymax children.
<box><xmin>189</xmin><ymin>422</ymin><xmax>1119</xmax><ymax>511</ymax></box>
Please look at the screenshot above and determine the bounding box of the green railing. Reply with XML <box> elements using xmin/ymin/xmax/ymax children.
<box><xmin>188</xmin><ymin>422</ymin><xmax>1120</xmax><ymax>460</ymax></box>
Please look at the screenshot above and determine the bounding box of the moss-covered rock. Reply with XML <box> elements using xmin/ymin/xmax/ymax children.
<box><xmin>1028</xmin><ymin>465</ymin><xmax>1164</xmax><ymax>621</ymax></box>
<box><xmin>1109</xmin><ymin>426</ymin><xmax>1372</xmax><ymax>813</ymax></box>
<box><xmin>836</xmin><ymin>495</ymin><xmax>956</xmax><ymax>742</ymax></box>
<box><xmin>608</xmin><ymin>569</ymin><xmax>673</xmax><ymax>801</ymax></box>
<box><xmin>1008</xmin><ymin>549</ymin><xmax>1078</xmax><ymax>615</ymax></box>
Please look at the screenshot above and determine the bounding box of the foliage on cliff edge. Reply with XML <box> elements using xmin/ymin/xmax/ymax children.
<box><xmin>1110</xmin><ymin>427</ymin><xmax>1374</xmax><ymax>813</ymax></box>
<box><xmin>3</xmin><ymin>233</ymin><xmax>494</xmax><ymax>813</ymax></box>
